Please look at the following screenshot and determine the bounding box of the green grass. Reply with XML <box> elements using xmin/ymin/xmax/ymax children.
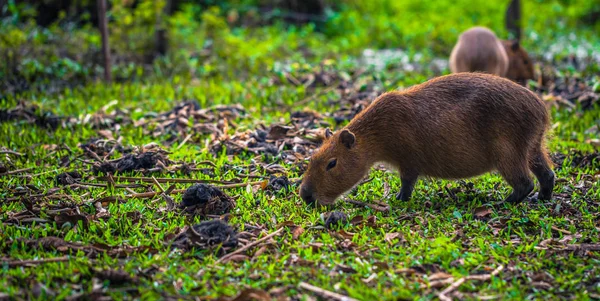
<box><xmin>2</xmin><ymin>1</ymin><xmax>600</xmax><ymax>299</ymax></box>
<box><xmin>1</xmin><ymin>58</ymin><xmax>599</xmax><ymax>300</ymax></box>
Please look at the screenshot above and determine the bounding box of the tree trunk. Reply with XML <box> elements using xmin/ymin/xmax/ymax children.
<box><xmin>97</xmin><ymin>0</ymin><xmax>111</xmax><ymax>82</ymax></box>
<box><xmin>505</xmin><ymin>0</ymin><xmax>522</xmax><ymax>41</ymax></box>
<box><xmin>155</xmin><ymin>0</ymin><xmax>173</xmax><ymax>57</ymax></box>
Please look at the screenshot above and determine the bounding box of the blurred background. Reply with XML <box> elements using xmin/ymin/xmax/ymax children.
<box><xmin>1</xmin><ymin>0</ymin><xmax>599</xmax><ymax>98</ymax></box>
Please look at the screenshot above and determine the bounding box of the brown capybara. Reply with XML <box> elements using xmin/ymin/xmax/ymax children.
<box><xmin>502</xmin><ymin>40</ymin><xmax>535</xmax><ymax>84</ymax></box>
<box><xmin>449</xmin><ymin>27</ymin><xmax>534</xmax><ymax>84</ymax></box>
<box><xmin>300</xmin><ymin>73</ymin><xmax>555</xmax><ymax>206</ymax></box>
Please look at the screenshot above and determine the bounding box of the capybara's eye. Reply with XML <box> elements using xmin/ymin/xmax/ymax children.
<box><xmin>523</xmin><ymin>60</ymin><xmax>529</xmax><ymax>65</ymax></box>
<box><xmin>326</xmin><ymin>159</ymin><xmax>337</xmax><ymax>171</ymax></box>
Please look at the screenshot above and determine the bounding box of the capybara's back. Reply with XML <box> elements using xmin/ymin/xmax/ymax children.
<box><xmin>450</xmin><ymin>27</ymin><xmax>509</xmax><ymax>76</ymax></box>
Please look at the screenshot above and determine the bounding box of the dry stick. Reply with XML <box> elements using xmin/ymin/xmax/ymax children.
<box><xmin>151</xmin><ymin>176</ymin><xmax>165</xmax><ymax>193</ymax></box>
<box><xmin>298</xmin><ymin>282</ymin><xmax>359</xmax><ymax>301</ymax></box>
<box><xmin>124</xmin><ymin>180</ymin><xmax>266</xmax><ymax>199</ymax></box>
<box><xmin>96</xmin><ymin>176</ymin><xmax>236</xmax><ymax>185</ymax></box>
<box><xmin>196</xmin><ymin>160</ymin><xmax>217</xmax><ymax>167</ymax></box>
<box><xmin>3</xmin><ymin>256</ymin><xmax>71</xmax><ymax>267</ymax></box>
<box><xmin>76</xmin><ymin>182</ymin><xmax>145</xmax><ymax>189</ymax></box>
<box><xmin>0</xmin><ymin>150</ymin><xmax>24</xmax><ymax>156</ymax></box>
<box><xmin>176</xmin><ymin>134</ymin><xmax>192</xmax><ymax>150</ymax></box>
<box><xmin>216</xmin><ymin>227</ymin><xmax>284</xmax><ymax>264</ymax></box>
<box><xmin>438</xmin><ymin>265</ymin><xmax>504</xmax><ymax>301</ymax></box>
<box><xmin>551</xmin><ymin>225</ymin><xmax>572</xmax><ymax>235</ymax></box>
<box><xmin>0</xmin><ymin>168</ymin><xmax>33</xmax><ymax>176</ymax></box>
<box><xmin>17</xmin><ymin>170</ymin><xmax>54</xmax><ymax>178</ymax></box>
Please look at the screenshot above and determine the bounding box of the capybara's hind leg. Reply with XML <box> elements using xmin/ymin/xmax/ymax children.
<box><xmin>529</xmin><ymin>149</ymin><xmax>555</xmax><ymax>200</ymax></box>
<box><xmin>396</xmin><ymin>170</ymin><xmax>418</xmax><ymax>201</ymax></box>
<box><xmin>498</xmin><ymin>157</ymin><xmax>534</xmax><ymax>203</ymax></box>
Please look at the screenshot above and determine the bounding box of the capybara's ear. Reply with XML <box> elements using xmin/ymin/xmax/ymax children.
<box><xmin>325</xmin><ymin>128</ymin><xmax>333</xmax><ymax>139</ymax></box>
<box><xmin>511</xmin><ymin>40</ymin><xmax>520</xmax><ymax>51</ymax></box>
<box><xmin>340</xmin><ymin>129</ymin><xmax>355</xmax><ymax>149</ymax></box>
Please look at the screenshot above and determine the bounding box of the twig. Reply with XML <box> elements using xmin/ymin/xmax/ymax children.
<box><xmin>3</xmin><ymin>256</ymin><xmax>71</xmax><ymax>267</ymax></box>
<box><xmin>196</xmin><ymin>160</ymin><xmax>217</xmax><ymax>167</ymax></box>
<box><xmin>161</xmin><ymin>184</ymin><xmax>177</xmax><ymax>210</ymax></box>
<box><xmin>438</xmin><ymin>265</ymin><xmax>504</xmax><ymax>301</ymax></box>
<box><xmin>551</xmin><ymin>225</ymin><xmax>572</xmax><ymax>235</ymax></box>
<box><xmin>216</xmin><ymin>181</ymin><xmax>266</xmax><ymax>189</ymax></box>
<box><xmin>126</xmin><ymin>189</ymin><xmax>186</xmax><ymax>199</ymax></box>
<box><xmin>0</xmin><ymin>150</ymin><xmax>24</xmax><ymax>156</ymax></box>
<box><xmin>298</xmin><ymin>282</ymin><xmax>359</xmax><ymax>301</ymax></box>
<box><xmin>151</xmin><ymin>176</ymin><xmax>165</xmax><ymax>193</ymax></box>
<box><xmin>216</xmin><ymin>227</ymin><xmax>284</xmax><ymax>264</ymax></box>
<box><xmin>96</xmin><ymin>176</ymin><xmax>236</xmax><ymax>185</ymax></box>
<box><xmin>176</xmin><ymin>134</ymin><xmax>192</xmax><ymax>150</ymax></box>
<box><xmin>76</xmin><ymin>182</ymin><xmax>145</xmax><ymax>189</ymax></box>
<box><xmin>0</xmin><ymin>168</ymin><xmax>33</xmax><ymax>176</ymax></box>
<box><xmin>235</xmin><ymin>173</ymin><xmax>269</xmax><ymax>179</ymax></box>
<box><xmin>16</xmin><ymin>170</ymin><xmax>55</xmax><ymax>178</ymax></box>
<box><xmin>123</xmin><ymin>180</ymin><xmax>265</xmax><ymax>199</ymax></box>
<box><xmin>82</xmin><ymin>147</ymin><xmax>104</xmax><ymax>162</ymax></box>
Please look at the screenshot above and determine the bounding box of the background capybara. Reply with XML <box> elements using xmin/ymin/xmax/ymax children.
<box><xmin>502</xmin><ymin>40</ymin><xmax>535</xmax><ymax>84</ymax></box>
<box><xmin>300</xmin><ymin>73</ymin><xmax>555</xmax><ymax>206</ymax></box>
<box><xmin>449</xmin><ymin>26</ymin><xmax>534</xmax><ymax>83</ymax></box>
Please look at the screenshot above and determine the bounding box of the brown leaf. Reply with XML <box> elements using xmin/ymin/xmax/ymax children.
<box><xmin>54</xmin><ymin>213</ymin><xmax>89</xmax><ymax>228</ymax></box>
<box><xmin>372</xmin><ymin>261</ymin><xmax>390</xmax><ymax>270</ymax></box>
<box><xmin>292</xmin><ymin>227</ymin><xmax>305</xmax><ymax>240</ymax></box>
<box><xmin>474</xmin><ymin>206</ymin><xmax>492</xmax><ymax>219</ymax></box>
<box><xmin>97</xmin><ymin>130</ymin><xmax>114</xmax><ymax>140</ymax></box>
<box><xmin>384</xmin><ymin>232</ymin><xmax>403</xmax><ymax>244</ymax></box>
<box><xmin>94</xmin><ymin>269</ymin><xmax>138</xmax><ymax>284</ymax></box>
<box><xmin>267</xmin><ymin>125</ymin><xmax>292</xmax><ymax>140</ymax></box>
<box><xmin>428</xmin><ymin>272</ymin><xmax>454</xmax><ymax>281</ymax></box>
<box><xmin>217</xmin><ymin>288</ymin><xmax>272</xmax><ymax>301</ymax></box>
<box><xmin>334</xmin><ymin>264</ymin><xmax>357</xmax><ymax>274</ymax></box>
<box><xmin>334</xmin><ymin>230</ymin><xmax>355</xmax><ymax>239</ymax></box>
<box><xmin>220</xmin><ymin>254</ymin><xmax>250</xmax><ymax>263</ymax></box>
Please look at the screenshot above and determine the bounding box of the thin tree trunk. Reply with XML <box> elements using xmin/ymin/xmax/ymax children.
<box><xmin>155</xmin><ymin>0</ymin><xmax>173</xmax><ymax>57</ymax></box>
<box><xmin>505</xmin><ymin>0</ymin><xmax>522</xmax><ymax>41</ymax></box>
<box><xmin>97</xmin><ymin>0</ymin><xmax>111</xmax><ymax>82</ymax></box>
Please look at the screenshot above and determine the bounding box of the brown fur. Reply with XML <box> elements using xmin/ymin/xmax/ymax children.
<box><xmin>300</xmin><ymin>73</ymin><xmax>555</xmax><ymax>206</ymax></box>
<box><xmin>449</xmin><ymin>27</ymin><xmax>534</xmax><ymax>84</ymax></box>
<box><xmin>502</xmin><ymin>40</ymin><xmax>535</xmax><ymax>84</ymax></box>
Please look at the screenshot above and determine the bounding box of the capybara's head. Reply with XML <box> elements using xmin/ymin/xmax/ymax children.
<box><xmin>503</xmin><ymin>40</ymin><xmax>534</xmax><ymax>84</ymax></box>
<box><xmin>300</xmin><ymin>129</ymin><xmax>369</xmax><ymax>206</ymax></box>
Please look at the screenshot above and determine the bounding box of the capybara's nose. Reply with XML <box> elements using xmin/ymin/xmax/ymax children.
<box><xmin>300</xmin><ymin>184</ymin><xmax>315</xmax><ymax>204</ymax></box>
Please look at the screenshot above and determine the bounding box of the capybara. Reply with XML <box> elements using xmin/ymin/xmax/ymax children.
<box><xmin>449</xmin><ymin>27</ymin><xmax>534</xmax><ymax>84</ymax></box>
<box><xmin>300</xmin><ymin>73</ymin><xmax>554</xmax><ymax>206</ymax></box>
<box><xmin>502</xmin><ymin>40</ymin><xmax>534</xmax><ymax>84</ymax></box>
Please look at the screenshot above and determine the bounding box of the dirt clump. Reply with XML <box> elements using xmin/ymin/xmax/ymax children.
<box><xmin>55</xmin><ymin>171</ymin><xmax>82</xmax><ymax>185</ymax></box>
<box><xmin>180</xmin><ymin>184</ymin><xmax>235</xmax><ymax>215</ymax></box>
<box><xmin>324</xmin><ymin>211</ymin><xmax>348</xmax><ymax>229</ymax></box>
<box><xmin>266</xmin><ymin>176</ymin><xmax>290</xmax><ymax>192</ymax></box>
<box><xmin>171</xmin><ymin>219</ymin><xmax>238</xmax><ymax>253</ymax></box>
